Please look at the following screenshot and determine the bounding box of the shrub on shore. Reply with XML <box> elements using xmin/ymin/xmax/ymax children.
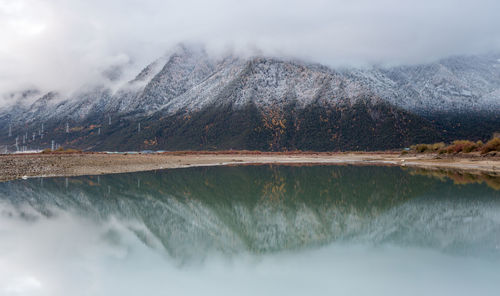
<box><xmin>443</xmin><ymin>140</ymin><xmax>481</xmax><ymax>154</ymax></box>
<box><xmin>481</xmin><ymin>138</ymin><xmax>500</xmax><ymax>154</ymax></box>
<box><xmin>410</xmin><ymin>142</ymin><xmax>445</xmax><ymax>153</ymax></box>
<box><xmin>410</xmin><ymin>138</ymin><xmax>500</xmax><ymax>155</ymax></box>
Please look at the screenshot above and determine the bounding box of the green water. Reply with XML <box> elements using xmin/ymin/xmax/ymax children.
<box><xmin>1</xmin><ymin>165</ymin><xmax>499</xmax><ymax>295</ymax></box>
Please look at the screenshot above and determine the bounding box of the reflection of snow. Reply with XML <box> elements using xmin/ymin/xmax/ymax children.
<box><xmin>1</xmin><ymin>166</ymin><xmax>500</xmax><ymax>296</ymax></box>
<box><xmin>1</xmin><ymin>212</ymin><xmax>500</xmax><ymax>296</ymax></box>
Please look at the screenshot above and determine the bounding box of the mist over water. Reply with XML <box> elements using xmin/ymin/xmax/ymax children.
<box><xmin>1</xmin><ymin>165</ymin><xmax>499</xmax><ymax>295</ymax></box>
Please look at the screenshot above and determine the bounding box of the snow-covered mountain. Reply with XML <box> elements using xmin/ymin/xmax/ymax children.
<box><xmin>1</xmin><ymin>45</ymin><xmax>499</xmax><ymax>151</ymax></box>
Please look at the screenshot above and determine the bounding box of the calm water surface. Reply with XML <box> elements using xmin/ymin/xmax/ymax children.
<box><xmin>1</xmin><ymin>165</ymin><xmax>499</xmax><ymax>296</ymax></box>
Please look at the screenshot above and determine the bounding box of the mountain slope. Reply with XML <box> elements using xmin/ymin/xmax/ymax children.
<box><xmin>1</xmin><ymin>46</ymin><xmax>499</xmax><ymax>151</ymax></box>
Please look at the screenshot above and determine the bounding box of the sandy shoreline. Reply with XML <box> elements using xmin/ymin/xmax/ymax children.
<box><xmin>1</xmin><ymin>151</ymin><xmax>499</xmax><ymax>182</ymax></box>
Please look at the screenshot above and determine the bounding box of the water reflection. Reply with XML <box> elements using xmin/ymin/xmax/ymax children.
<box><xmin>1</xmin><ymin>165</ymin><xmax>500</xmax><ymax>295</ymax></box>
<box><xmin>409</xmin><ymin>168</ymin><xmax>500</xmax><ymax>190</ymax></box>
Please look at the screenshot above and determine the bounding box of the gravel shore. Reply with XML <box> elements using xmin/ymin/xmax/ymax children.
<box><xmin>1</xmin><ymin>151</ymin><xmax>499</xmax><ymax>182</ymax></box>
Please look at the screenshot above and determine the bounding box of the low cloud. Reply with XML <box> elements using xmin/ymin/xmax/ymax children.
<box><xmin>1</xmin><ymin>0</ymin><xmax>500</xmax><ymax>105</ymax></box>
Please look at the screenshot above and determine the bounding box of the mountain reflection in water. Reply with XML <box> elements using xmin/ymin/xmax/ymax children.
<box><xmin>2</xmin><ymin>165</ymin><xmax>499</xmax><ymax>259</ymax></box>
<box><xmin>1</xmin><ymin>165</ymin><xmax>499</xmax><ymax>296</ymax></box>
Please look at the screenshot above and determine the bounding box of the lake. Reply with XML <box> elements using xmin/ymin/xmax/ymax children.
<box><xmin>1</xmin><ymin>165</ymin><xmax>499</xmax><ymax>296</ymax></box>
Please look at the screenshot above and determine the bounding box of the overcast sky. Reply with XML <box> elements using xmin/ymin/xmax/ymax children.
<box><xmin>1</xmin><ymin>0</ymin><xmax>500</xmax><ymax>101</ymax></box>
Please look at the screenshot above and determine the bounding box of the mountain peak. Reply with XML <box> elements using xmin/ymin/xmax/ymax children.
<box><xmin>1</xmin><ymin>48</ymin><xmax>499</xmax><ymax>152</ymax></box>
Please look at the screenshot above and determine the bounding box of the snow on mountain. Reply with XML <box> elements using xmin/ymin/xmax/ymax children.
<box><xmin>374</xmin><ymin>54</ymin><xmax>500</xmax><ymax>113</ymax></box>
<box><xmin>2</xmin><ymin>46</ymin><xmax>500</xmax><ymax>126</ymax></box>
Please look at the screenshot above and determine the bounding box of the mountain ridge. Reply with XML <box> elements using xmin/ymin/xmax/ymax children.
<box><xmin>1</xmin><ymin>46</ymin><xmax>499</xmax><ymax>151</ymax></box>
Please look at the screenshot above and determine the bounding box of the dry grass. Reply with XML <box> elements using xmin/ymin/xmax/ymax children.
<box><xmin>41</xmin><ymin>147</ymin><xmax>83</xmax><ymax>154</ymax></box>
<box><xmin>411</xmin><ymin>138</ymin><xmax>500</xmax><ymax>155</ymax></box>
<box><xmin>410</xmin><ymin>142</ymin><xmax>445</xmax><ymax>153</ymax></box>
<box><xmin>481</xmin><ymin>138</ymin><xmax>500</xmax><ymax>154</ymax></box>
<box><xmin>442</xmin><ymin>140</ymin><xmax>482</xmax><ymax>154</ymax></box>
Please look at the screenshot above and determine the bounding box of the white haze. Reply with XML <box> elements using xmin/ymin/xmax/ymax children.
<box><xmin>0</xmin><ymin>205</ymin><xmax>499</xmax><ymax>296</ymax></box>
<box><xmin>1</xmin><ymin>0</ymin><xmax>500</xmax><ymax>105</ymax></box>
